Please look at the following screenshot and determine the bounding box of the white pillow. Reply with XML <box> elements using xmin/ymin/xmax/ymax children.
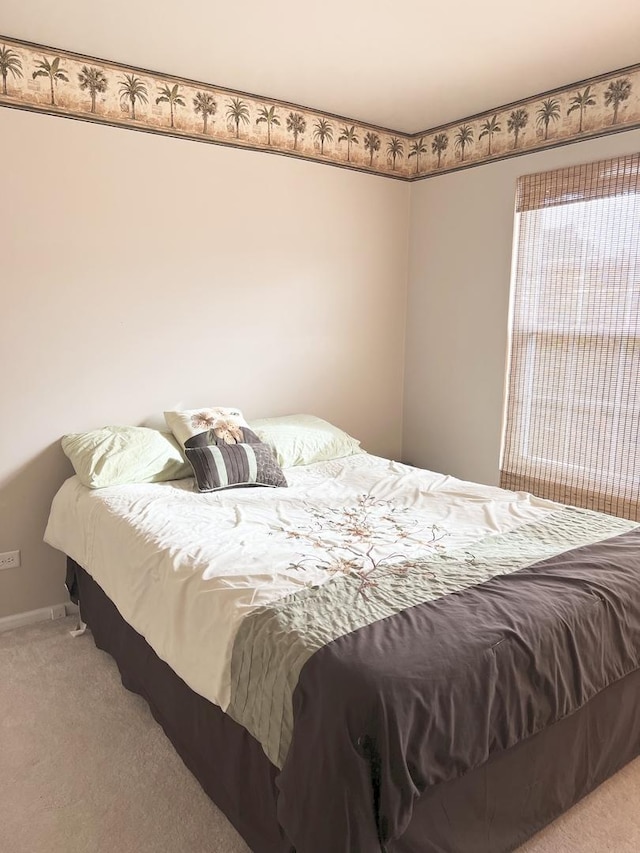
<box><xmin>164</xmin><ymin>407</ymin><xmax>249</xmax><ymax>447</ymax></box>
<box><xmin>248</xmin><ymin>414</ymin><xmax>363</xmax><ymax>467</ymax></box>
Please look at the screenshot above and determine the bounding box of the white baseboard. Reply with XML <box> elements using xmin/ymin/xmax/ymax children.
<box><xmin>0</xmin><ymin>602</ymin><xmax>79</xmax><ymax>633</ymax></box>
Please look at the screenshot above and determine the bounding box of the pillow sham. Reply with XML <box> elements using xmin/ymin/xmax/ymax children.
<box><xmin>62</xmin><ymin>426</ymin><xmax>191</xmax><ymax>489</ymax></box>
<box><xmin>164</xmin><ymin>407</ymin><xmax>250</xmax><ymax>447</ymax></box>
<box><xmin>248</xmin><ymin>414</ymin><xmax>363</xmax><ymax>468</ymax></box>
<box><xmin>185</xmin><ymin>442</ymin><xmax>287</xmax><ymax>492</ymax></box>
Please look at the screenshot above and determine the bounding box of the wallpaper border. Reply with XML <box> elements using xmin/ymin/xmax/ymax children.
<box><xmin>1</xmin><ymin>34</ymin><xmax>639</xmax><ymax>181</ymax></box>
<box><xmin>0</xmin><ymin>34</ymin><xmax>412</xmax><ymax>181</ymax></box>
<box><xmin>409</xmin><ymin>61</ymin><xmax>640</xmax><ymax>180</ymax></box>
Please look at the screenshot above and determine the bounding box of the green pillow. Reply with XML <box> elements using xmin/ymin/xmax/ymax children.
<box><xmin>62</xmin><ymin>426</ymin><xmax>192</xmax><ymax>489</ymax></box>
<box><xmin>248</xmin><ymin>414</ymin><xmax>363</xmax><ymax>468</ymax></box>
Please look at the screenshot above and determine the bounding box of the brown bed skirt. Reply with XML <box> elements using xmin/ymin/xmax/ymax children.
<box><xmin>69</xmin><ymin>557</ymin><xmax>640</xmax><ymax>853</ymax></box>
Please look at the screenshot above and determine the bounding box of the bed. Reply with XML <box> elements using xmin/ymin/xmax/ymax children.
<box><xmin>44</xmin><ymin>451</ymin><xmax>640</xmax><ymax>853</ymax></box>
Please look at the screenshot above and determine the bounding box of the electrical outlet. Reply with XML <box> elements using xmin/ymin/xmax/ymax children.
<box><xmin>0</xmin><ymin>550</ymin><xmax>20</xmax><ymax>570</ymax></box>
<box><xmin>50</xmin><ymin>604</ymin><xmax>66</xmax><ymax>620</ymax></box>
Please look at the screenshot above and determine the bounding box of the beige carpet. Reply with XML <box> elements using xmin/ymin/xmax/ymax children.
<box><xmin>1</xmin><ymin>618</ymin><xmax>639</xmax><ymax>853</ymax></box>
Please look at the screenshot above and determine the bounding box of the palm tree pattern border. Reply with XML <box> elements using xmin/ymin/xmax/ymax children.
<box><xmin>1</xmin><ymin>34</ymin><xmax>640</xmax><ymax>182</ymax></box>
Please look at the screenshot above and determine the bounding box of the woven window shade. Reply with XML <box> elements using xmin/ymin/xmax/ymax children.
<box><xmin>500</xmin><ymin>154</ymin><xmax>640</xmax><ymax>521</ymax></box>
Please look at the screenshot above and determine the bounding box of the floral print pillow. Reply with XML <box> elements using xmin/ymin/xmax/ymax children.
<box><xmin>164</xmin><ymin>407</ymin><xmax>251</xmax><ymax>448</ymax></box>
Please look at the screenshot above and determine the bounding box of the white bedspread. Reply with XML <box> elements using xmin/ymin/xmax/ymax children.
<box><xmin>44</xmin><ymin>454</ymin><xmax>558</xmax><ymax>711</ymax></box>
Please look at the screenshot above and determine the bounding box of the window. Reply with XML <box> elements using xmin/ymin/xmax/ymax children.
<box><xmin>500</xmin><ymin>154</ymin><xmax>640</xmax><ymax>521</ymax></box>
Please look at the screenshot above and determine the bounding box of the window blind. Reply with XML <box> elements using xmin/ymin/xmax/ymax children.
<box><xmin>500</xmin><ymin>154</ymin><xmax>640</xmax><ymax>521</ymax></box>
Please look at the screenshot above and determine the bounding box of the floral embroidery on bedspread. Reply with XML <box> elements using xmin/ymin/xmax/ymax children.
<box><xmin>279</xmin><ymin>493</ymin><xmax>448</xmax><ymax>598</ymax></box>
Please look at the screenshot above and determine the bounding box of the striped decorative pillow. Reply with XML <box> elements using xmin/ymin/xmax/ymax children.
<box><xmin>185</xmin><ymin>442</ymin><xmax>287</xmax><ymax>492</ymax></box>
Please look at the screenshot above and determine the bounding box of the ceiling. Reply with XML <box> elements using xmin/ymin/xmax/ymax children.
<box><xmin>3</xmin><ymin>0</ymin><xmax>640</xmax><ymax>133</ymax></box>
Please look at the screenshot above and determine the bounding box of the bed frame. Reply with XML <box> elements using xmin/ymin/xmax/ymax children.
<box><xmin>69</xmin><ymin>558</ymin><xmax>640</xmax><ymax>853</ymax></box>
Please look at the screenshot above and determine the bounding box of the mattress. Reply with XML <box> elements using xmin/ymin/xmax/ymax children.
<box><xmin>45</xmin><ymin>453</ymin><xmax>640</xmax><ymax>852</ymax></box>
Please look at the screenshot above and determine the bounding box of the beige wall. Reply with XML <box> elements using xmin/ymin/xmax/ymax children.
<box><xmin>403</xmin><ymin>129</ymin><xmax>640</xmax><ymax>486</ymax></box>
<box><xmin>0</xmin><ymin>107</ymin><xmax>410</xmax><ymax>618</ymax></box>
